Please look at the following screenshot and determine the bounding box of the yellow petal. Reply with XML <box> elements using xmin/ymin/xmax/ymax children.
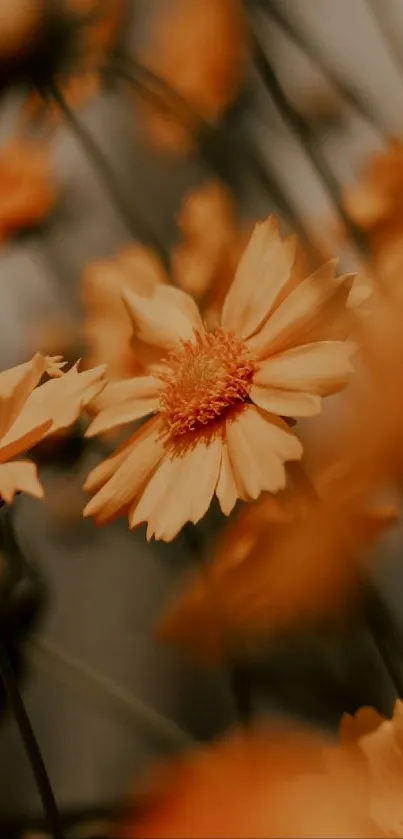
<box><xmin>247</xmin><ymin>260</ymin><xmax>350</xmax><ymax>358</ymax></box>
<box><xmin>83</xmin><ymin>416</ymin><xmax>165</xmax><ymax>524</ymax></box>
<box><xmin>142</xmin><ymin>435</ymin><xmax>222</xmax><ymax>541</ymax></box>
<box><xmin>0</xmin><ymin>352</ymin><xmax>47</xmax><ymax>440</ymax></box>
<box><xmin>215</xmin><ymin>440</ymin><xmax>240</xmax><ymax>515</ymax></box>
<box><xmin>122</xmin><ymin>283</ymin><xmax>204</xmax><ymax>351</ymax></box>
<box><xmin>226</xmin><ymin>405</ymin><xmax>302</xmax><ymax>499</ymax></box>
<box><xmin>0</xmin><ymin>460</ymin><xmax>44</xmax><ymax>503</ymax></box>
<box><xmin>253</xmin><ymin>341</ymin><xmax>355</xmax><ymax>396</ymax></box>
<box><xmin>221</xmin><ymin>217</ymin><xmax>296</xmax><ymax>339</ymax></box>
<box><xmin>86</xmin><ymin>375</ymin><xmax>161</xmax><ymax>437</ymax></box>
<box><xmin>1</xmin><ymin>363</ymin><xmax>107</xmax><ymax>449</ymax></box>
<box><xmin>250</xmin><ymin>385</ymin><xmax>321</xmax><ymax>417</ymax></box>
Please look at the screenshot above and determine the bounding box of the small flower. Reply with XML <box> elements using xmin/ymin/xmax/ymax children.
<box><xmin>0</xmin><ymin>138</ymin><xmax>56</xmax><ymax>241</ymax></box>
<box><xmin>84</xmin><ymin>217</ymin><xmax>355</xmax><ymax>541</ymax></box>
<box><xmin>137</xmin><ymin>0</ymin><xmax>247</xmax><ymax>154</ymax></box>
<box><xmin>0</xmin><ymin>354</ymin><xmax>106</xmax><ymax>503</ymax></box>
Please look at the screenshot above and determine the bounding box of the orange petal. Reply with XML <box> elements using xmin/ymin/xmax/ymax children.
<box><xmin>0</xmin><ymin>352</ymin><xmax>47</xmax><ymax>440</ymax></box>
<box><xmin>1</xmin><ymin>363</ymin><xmax>107</xmax><ymax>450</ymax></box>
<box><xmin>226</xmin><ymin>406</ymin><xmax>302</xmax><ymax>499</ymax></box>
<box><xmin>134</xmin><ymin>435</ymin><xmax>222</xmax><ymax>542</ymax></box>
<box><xmin>254</xmin><ymin>341</ymin><xmax>355</xmax><ymax>396</ymax></box>
<box><xmin>84</xmin><ymin>431</ymin><xmax>141</xmax><ymax>493</ymax></box>
<box><xmin>83</xmin><ymin>417</ymin><xmax>165</xmax><ymax>524</ymax></box>
<box><xmin>247</xmin><ymin>260</ymin><xmax>350</xmax><ymax>358</ymax></box>
<box><xmin>122</xmin><ymin>284</ymin><xmax>204</xmax><ymax>352</ymax></box>
<box><xmin>0</xmin><ymin>419</ymin><xmax>52</xmax><ymax>463</ymax></box>
<box><xmin>215</xmin><ymin>440</ymin><xmax>240</xmax><ymax>515</ymax></box>
<box><xmin>86</xmin><ymin>376</ymin><xmax>161</xmax><ymax>437</ymax></box>
<box><xmin>250</xmin><ymin>385</ymin><xmax>321</xmax><ymax>417</ymax></box>
<box><xmin>221</xmin><ymin>217</ymin><xmax>296</xmax><ymax>339</ymax></box>
<box><xmin>0</xmin><ymin>460</ymin><xmax>44</xmax><ymax>503</ymax></box>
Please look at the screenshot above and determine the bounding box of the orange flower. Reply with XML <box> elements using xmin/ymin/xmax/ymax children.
<box><xmin>81</xmin><ymin>244</ymin><xmax>167</xmax><ymax>380</ymax></box>
<box><xmin>0</xmin><ymin>0</ymin><xmax>44</xmax><ymax>63</ymax></box>
<box><xmin>340</xmin><ymin>701</ymin><xmax>403</xmax><ymax>836</ymax></box>
<box><xmin>0</xmin><ymin>139</ymin><xmax>56</xmax><ymax>241</ymax></box>
<box><xmin>0</xmin><ymin>353</ymin><xmax>106</xmax><ymax>502</ymax></box>
<box><xmin>137</xmin><ymin>0</ymin><xmax>247</xmax><ymax>154</ymax></box>
<box><xmin>118</xmin><ymin>725</ymin><xmax>377</xmax><ymax>838</ymax></box>
<box><xmin>83</xmin><ymin>217</ymin><xmax>354</xmax><ymax>541</ymax></box>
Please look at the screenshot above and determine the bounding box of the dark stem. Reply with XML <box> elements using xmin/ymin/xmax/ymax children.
<box><xmin>0</xmin><ymin>643</ymin><xmax>65</xmax><ymax>839</ymax></box>
<box><xmin>115</xmin><ymin>55</ymin><xmax>316</xmax><ymax>251</ymax></box>
<box><xmin>250</xmin><ymin>27</ymin><xmax>370</xmax><ymax>260</ymax></box>
<box><xmin>253</xmin><ymin>0</ymin><xmax>385</xmax><ymax>137</ymax></box>
<box><xmin>46</xmin><ymin>82</ymin><xmax>168</xmax><ymax>266</ymax></box>
<box><xmin>364</xmin><ymin>586</ymin><xmax>403</xmax><ymax>700</ymax></box>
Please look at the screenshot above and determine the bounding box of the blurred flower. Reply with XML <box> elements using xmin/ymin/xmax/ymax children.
<box><xmin>340</xmin><ymin>701</ymin><xmax>403</xmax><ymax>836</ymax></box>
<box><xmin>83</xmin><ymin>216</ymin><xmax>354</xmax><ymax>541</ymax></box>
<box><xmin>0</xmin><ymin>138</ymin><xmax>56</xmax><ymax>241</ymax></box>
<box><xmin>0</xmin><ymin>0</ymin><xmax>44</xmax><ymax>65</ymax></box>
<box><xmin>137</xmin><ymin>0</ymin><xmax>247</xmax><ymax>154</ymax></box>
<box><xmin>343</xmin><ymin>140</ymin><xmax>403</xmax><ymax>292</ymax></box>
<box><xmin>118</xmin><ymin>724</ymin><xmax>377</xmax><ymax>838</ymax></box>
<box><xmin>159</xmin><ymin>466</ymin><xmax>395</xmax><ymax>659</ymax></box>
<box><xmin>81</xmin><ymin>244</ymin><xmax>168</xmax><ymax>381</ymax></box>
<box><xmin>172</xmin><ymin>181</ymin><xmax>251</xmax><ymax>321</ymax></box>
<box><xmin>0</xmin><ymin>354</ymin><xmax>106</xmax><ymax>503</ymax></box>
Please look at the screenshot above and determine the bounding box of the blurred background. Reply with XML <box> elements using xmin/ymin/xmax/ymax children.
<box><xmin>1</xmin><ymin>0</ymin><xmax>403</xmax><ymax>835</ymax></box>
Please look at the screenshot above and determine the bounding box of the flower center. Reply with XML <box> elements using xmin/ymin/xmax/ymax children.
<box><xmin>158</xmin><ymin>328</ymin><xmax>256</xmax><ymax>437</ymax></box>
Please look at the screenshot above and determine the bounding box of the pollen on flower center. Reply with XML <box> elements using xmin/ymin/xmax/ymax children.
<box><xmin>158</xmin><ymin>328</ymin><xmax>256</xmax><ymax>437</ymax></box>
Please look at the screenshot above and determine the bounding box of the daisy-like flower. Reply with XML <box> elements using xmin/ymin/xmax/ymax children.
<box><xmin>0</xmin><ymin>353</ymin><xmax>106</xmax><ymax>502</ymax></box>
<box><xmin>83</xmin><ymin>217</ymin><xmax>355</xmax><ymax>541</ymax></box>
<box><xmin>0</xmin><ymin>138</ymin><xmax>56</xmax><ymax>241</ymax></box>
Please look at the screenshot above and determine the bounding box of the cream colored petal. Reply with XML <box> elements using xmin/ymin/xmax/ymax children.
<box><xmin>215</xmin><ymin>440</ymin><xmax>240</xmax><ymax>515</ymax></box>
<box><xmin>226</xmin><ymin>405</ymin><xmax>302</xmax><ymax>499</ymax></box>
<box><xmin>84</xmin><ymin>431</ymin><xmax>140</xmax><ymax>493</ymax></box>
<box><xmin>254</xmin><ymin>341</ymin><xmax>355</xmax><ymax>396</ymax></box>
<box><xmin>122</xmin><ymin>283</ymin><xmax>204</xmax><ymax>351</ymax></box>
<box><xmin>0</xmin><ymin>420</ymin><xmax>52</xmax><ymax>463</ymax></box>
<box><xmin>250</xmin><ymin>385</ymin><xmax>321</xmax><ymax>417</ymax></box>
<box><xmin>0</xmin><ymin>460</ymin><xmax>44</xmax><ymax>503</ymax></box>
<box><xmin>0</xmin><ymin>353</ymin><xmax>46</xmax><ymax>440</ymax></box>
<box><xmin>86</xmin><ymin>375</ymin><xmax>161</xmax><ymax>437</ymax></box>
<box><xmin>129</xmin><ymin>453</ymin><xmax>183</xmax><ymax>534</ymax></box>
<box><xmin>1</xmin><ymin>363</ymin><xmax>107</xmax><ymax>449</ymax></box>
<box><xmin>247</xmin><ymin>260</ymin><xmax>349</xmax><ymax>358</ymax></box>
<box><xmin>143</xmin><ymin>435</ymin><xmax>222</xmax><ymax>542</ymax></box>
<box><xmin>83</xmin><ymin>417</ymin><xmax>165</xmax><ymax>524</ymax></box>
<box><xmin>221</xmin><ymin>217</ymin><xmax>296</xmax><ymax>339</ymax></box>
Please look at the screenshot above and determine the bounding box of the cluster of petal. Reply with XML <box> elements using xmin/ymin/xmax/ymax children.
<box><xmin>137</xmin><ymin>0</ymin><xmax>247</xmax><ymax>154</ymax></box>
<box><xmin>118</xmin><ymin>724</ymin><xmax>377</xmax><ymax>838</ymax></box>
<box><xmin>0</xmin><ymin>139</ymin><xmax>56</xmax><ymax>241</ymax></box>
<box><xmin>0</xmin><ymin>353</ymin><xmax>106</xmax><ymax>503</ymax></box>
<box><xmin>84</xmin><ymin>216</ymin><xmax>355</xmax><ymax>541</ymax></box>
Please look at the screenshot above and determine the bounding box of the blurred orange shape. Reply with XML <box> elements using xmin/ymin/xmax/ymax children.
<box><xmin>118</xmin><ymin>725</ymin><xmax>377</xmax><ymax>838</ymax></box>
<box><xmin>138</xmin><ymin>0</ymin><xmax>247</xmax><ymax>154</ymax></box>
<box><xmin>0</xmin><ymin>0</ymin><xmax>45</xmax><ymax>61</ymax></box>
<box><xmin>0</xmin><ymin>139</ymin><xmax>56</xmax><ymax>240</ymax></box>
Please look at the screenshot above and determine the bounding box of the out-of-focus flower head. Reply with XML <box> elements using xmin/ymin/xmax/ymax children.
<box><xmin>0</xmin><ymin>138</ymin><xmax>57</xmax><ymax>241</ymax></box>
<box><xmin>118</xmin><ymin>724</ymin><xmax>377</xmax><ymax>838</ymax></box>
<box><xmin>83</xmin><ymin>216</ymin><xmax>355</xmax><ymax>541</ymax></box>
<box><xmin>136</xmin><ymin>0</ymin><xmax>247</xmax><ymax>155</ymax></box>
<box><xmin>19</xmin><ymin>0</ymin><xmax>128</xmax><ymax>123</ymax></box>
<box><xmin>341</xmin><ymin>700</ymin><xmax>403</xmax><ymax>836</ymax></box>
<box><xmin>0</xmin><ymin>353</ymin><xmax>106</xmax><ymax>503</ymax></box>
<box><xmin>81</xmin><ymin>244</ymin><xmax>168</xmax><ymax>382</ymax></box>
<box><xmin>159</xmin><ymin>461</ymin><xmax>396</xmax><ymax>660</ymax></box>
<box><xmin>343</xmin><ymin>140</ymin><xmax>403</xmax><ymax>293</ymax></box>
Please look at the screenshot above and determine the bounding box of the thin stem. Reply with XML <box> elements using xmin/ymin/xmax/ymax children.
<box><xmin>30</xmin><ymin>634</ymin><xmax>194</xmax><ymax>750</ymax></box>
<box><xmin>0</xmin><ymin>643</ymin><xmax>65</xmax><ymax>839</ymax></box>
<box><xmin>254</xmin><ymin>0</ymin><xmax>385</xmax><ymax>138</ymax></box>
<box><xmin>365</xmin><ymin>587</ymin><xmax>403</xmax><ymax>700</ymax></box>
<box><xmin>250</xmin><ymin>26</ymin><xmax>370</xmax><ymax>260</ymax></box>
<box><xmin>47</xmin><ymin>82</ymin><xmax>168</xmax><ymax>266</ymax></box>
<box><xmin>115</xmin><ymin>56</ymin><xmax>316</xmax><ymax>249</ymax></box>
